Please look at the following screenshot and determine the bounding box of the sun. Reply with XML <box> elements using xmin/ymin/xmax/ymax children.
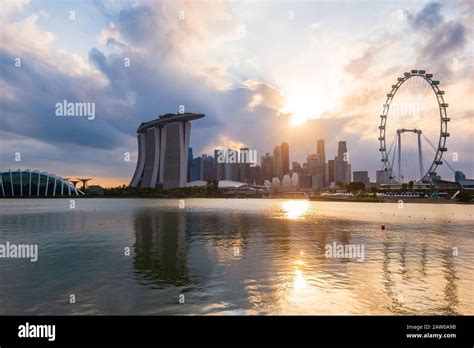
<box><xmin>280</xmin><ymin>92</ymin><xmax>323</xmax><ymax>126</ymax></box>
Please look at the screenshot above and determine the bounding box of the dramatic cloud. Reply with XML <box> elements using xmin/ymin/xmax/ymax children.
<box><xmin>405</xmin><ymin>1</ymin><xmax>468</xmax><ymax>81</ymax></box>
<box><xmin>0</xmin><ymin>0</ymin><xmax>472</xmax><ymax>184</ymax></box>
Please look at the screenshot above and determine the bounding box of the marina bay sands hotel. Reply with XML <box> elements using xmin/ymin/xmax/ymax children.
<box><xmin>130</xmin><ymin>113</ymin><xmax>205</xmax><ymax>189</ymax></box>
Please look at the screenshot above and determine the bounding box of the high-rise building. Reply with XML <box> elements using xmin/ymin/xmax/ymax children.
<box><xmin>248</xmin><ymin>165</ymin><xmax>262</xmax><ymax>185</ymax></box>
<box><xmin>306</xmin><ymin>154</ymin><xmax>318</xmax><ymax>175</ymax></box>
<box><xmin>239</xmin><ymin>147</ymin><xmax>250</xmax><ymax>183</ymax></box>
<box><xmin>189</xmin><ymin>156</ymin><xmax>202</xmax><ymax>181</ymax></box>
<box><xmin>218</xmin><ymin>148</ymin><xmax>240</xmax><ymax>181</ymax></box>
<box><xmin>317</xmin><ymin>139</ymin><xmax>326</xmax><ymax>164</ymax></box>
<box><xmin>130</xmin><ymin>113</ymin><xmax>205</xmax><ymax>189</ymax></box>
<box><xmin>261</xmin><ymin>153</ymin><xmax>274</xmax><ymax>181</ymax></box>
<box><xmin>280</xmin><ymin>142</ymin><xmax>289</xmax><ymax>176</ymax></box>
<box><xmin>231</xmin><ymin>162</ymin><xmax>240</xmax><ymax>181</ymax></box>
<box><xmin>312</xmin><ymin>175</ymin><xmax>324</xmax><ymax>190</ymax></box>
<box><xmin>292</xmin><ymin>161</ymin><xmax>302</xmax><ymax>175</ymax></box>
<box><xmin>376</xmin><ymin>169</ymin><xmax>389</xmax><ymax>185</ymax></box>
<box><xmin>214</xmin><ymin>149</ymin><xmax>226</xmax><ymax>180</ymax></box>
<box><xmin>353</xmin><ymin>171</ymin><xmax>369</xmax><ymax>185</ymax></box>
<box><xmin>327</xmin><ymin>159</ymin><xmax>335</xmax><ymax>185</ymax></box>
<box><xmin>334</xmin><ymin>159</ymin><xmax>346</xmax><ymax>184</ymax></box>
<box><xmin>307</xmin><ymin>154</ymin><xmax>326</xmax><ymax>184</ymax></box>
<box><xmin>299</xmin><ymin>174</ymin><xmax>312</xmax><ymax>189</ymax></box>
<box><xmin>202</xmin><ymin>154</ymin><xmax>215</xmax><ymax>181</ymax></box>
<box><xmin>305</xmin><ymin>139</ymin><xmax>327</xmax><ymax>186</ymax></box>
<box><xmin>337</xmin><ymin>141</ymin><xmax>347</xmax><ymax>160</ymax></box>
<box><xmin>273</xmin><ymin>145</ymin><xmax>282</xmax><ymax>179</ymax></box>
<box><xmin>333</xmin><ymin>141</ymin><xmax>351</xmax><ymax>184</ymax></box>
<box><xmin>224</xmin><ymin>162</ymin><xmax>232</xmax><ymax>180</ymax></box>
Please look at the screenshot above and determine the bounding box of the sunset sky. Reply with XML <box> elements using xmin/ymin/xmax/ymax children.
<box><xmin>1</xmin><ymin>0</ymin><xmax>473</xmax><ymax>187</ymax></box>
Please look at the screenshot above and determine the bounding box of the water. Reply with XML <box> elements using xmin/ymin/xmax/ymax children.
<box><xmin>0</xmin><ymin>198</ymin><xmax>472</xmax><ymax>315</ymax></box>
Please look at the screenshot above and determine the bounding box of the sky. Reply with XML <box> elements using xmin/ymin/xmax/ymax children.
<box><xmin>0</xmin><ymin>0</ymin><xmax>473</xmax><ymax>187</ymax></box>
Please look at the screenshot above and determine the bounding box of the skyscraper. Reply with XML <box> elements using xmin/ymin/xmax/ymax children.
<box><xmin>248</xmin><ymin>165</ymin><xmax>262</xmax><ymax>185</ymax></box>
<box><xmin>292</xmin><ymin>161</ymin><xmax>302</xmax><ymax>175</ymax></box>
<box><xmin>327</xmin><ymin>159</ymin><xmax>335</xmax><ymax>185</ymax></box>
<box><xmin>333</xmin><ymin>141</ymin><xmax>351</xmax><ymax>184</ymax></box>
<box><xmin>202</xmin><ymin>154</ymin><xmax>215</xmax><ymax>181</ymax></box>
<box><xmin>280</xmin><ymin>142</ymin><xmax>289</xmax><ymax>176</ymax></box>
<box><xmin>273</xmin><ymin>145</ymin><xmax>282</xmax><ymax>179</ymax></box>
<box><xmin>337</xmin><ymin>141</ymin><xmax>347</xmax><ymax>160</ymax></box>
<box><xmin>214</xmin><ymin>149</ymin><xmax>225</xmax><ymax>180</ymax></box>
<box><xmin>130</xmin><ymin>113</ymin><xmax>205</xmax><ymax>189</ymax></box>
<box><xmin>307</xmin><ymin>138</ymin><xmax>326</xmax><ymax>185</ymax></box>
<box><xmin>239</xmin><ymin>147</ymin><xmax>250</xmax><ymax>183</ymax></box>
<box><xmin>261</xmin><ymin>153</ymin><xmax>274</xmax><ymax>181</ymax></box>
<box><xmin>189</xmin><ymin>156</ymin><xmax>202</xmax><ymax>181</ymax></box>
<box><xmin>317</xmin><ymin>139</ymin><xmax>326</xmax><ymax>164</ymax></box>
<box><xmin>353</xmin><ymin>171</ymin><xmax>369</xmax><ymax>185</ymax></box>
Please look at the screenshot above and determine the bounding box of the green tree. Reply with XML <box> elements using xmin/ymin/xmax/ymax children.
<box><xmin>206</xmin><ymin>179</ymin><xmax>219</xmax><ymax>196</ymax></box>
<box><xmin>457</xmin><ymin>191</ymin><xmax>473</xmax><ymax>202</ymax></box>
<box><xmin>400</xmin><ymin>183</ymin><xmax>408</xmax><ymax>192</ymax></box>
<box><xmin>346</xmin><ymin>182</ymin><xmax>365</xmax><ymax>193</ymax></box>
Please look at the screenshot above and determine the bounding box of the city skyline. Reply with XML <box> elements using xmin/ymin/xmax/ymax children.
<box><xmin>0</xmin><ymin>0</ymin><xmax>473</xmax><ymax>187</ymax></box>
<box><xmin>188</xmin><ymin>138</ymin><xmax>352</xmax><ymax>188</ymax></box>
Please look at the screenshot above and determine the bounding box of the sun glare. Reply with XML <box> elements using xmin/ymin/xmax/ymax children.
<box><xmin>282</xmin><ymin>200</ymin><xmax>310</xmax><ymax>219</ymax></box>
<box><xmin>281</xmin><ymin>93</ymin><xmax>323</xmax><ymax>126</ymax></box>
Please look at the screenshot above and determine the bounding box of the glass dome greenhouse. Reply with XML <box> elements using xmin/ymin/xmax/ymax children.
<box><xmin>0</xmin><ymin>170</ymin><xmax>83</xmax><ymax>197</ymax></box>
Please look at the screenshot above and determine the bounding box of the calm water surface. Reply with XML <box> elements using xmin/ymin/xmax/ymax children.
<box><xmin>0</xmin><ymin>198</ymin><xmax>472</xmax><ymax>315</ymax></box>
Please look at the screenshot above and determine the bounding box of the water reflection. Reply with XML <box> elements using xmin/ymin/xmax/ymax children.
<box><xmin>442</xmin><ymin>250</ymin><xmax>459</xmax><ymax>315</ymax></box>
<box><xmin>0</xmin><ymin>199</ymin><xmax>468</xmax><ymax>315</ymax></box>
<box><xmin>293</xmin><ymin>259</ymin><xmax>307</xmax><ymax>290</ymax></box>
<box><xmin>133</xmin><ymin>211</ymin><xmax>190</xmax><ymax>287</ymax></box>
<box><xmin>130</xmin><ymin>201</ymin><xmax>465</xmax><ymax>314</ymax></box>
<box><xmin>281</xmin><ymin>200</ymin><xmax>310</xmax><ymax>219</ymax></box>
<box><xmin>381</xmin><ymin>227</ymin><xmax>461</xmax><ymax>315</ymax></box>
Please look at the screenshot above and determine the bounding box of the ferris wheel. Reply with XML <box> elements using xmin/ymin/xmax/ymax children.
<box><xmin>379</xmin><ymin>70</ymin><xmax>450</xmax><ymax>184</ymax></box>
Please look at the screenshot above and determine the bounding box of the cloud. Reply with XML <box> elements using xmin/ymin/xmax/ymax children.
<box><xmin>344</xmin><ymin>46</ymin><xmax>378</xmax><ymax>78</ymax></box>
<box><xmin>406</xmin><ymin>2</ymin><xmax>443</xmax><ymax>30</ymax></box>
<box><xmin>0</xmin><ymin>0</ymin><xmax>472</xmax><ymax>185</ymax></box>
<box><xmin>420</xmin><ymin>21</ymin><xmax>466</xmax><ymax>60</ymax></box>
<box><xmin>404</xmin><ymin>2</ymin><xmax>468</xmax><ymax>81</ymax></box>
<box><xmin>0</xmin><ymin>1</ymin><xmax>289</xmax><ymax>184</ymax></box>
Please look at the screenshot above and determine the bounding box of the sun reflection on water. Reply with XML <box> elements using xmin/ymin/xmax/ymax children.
<box><xmin>294</xmin><ymin>259</ymin><xmax>307</xmax><ymax>290</ymax></box>
<box><xmin>281</xmin><ymin>200</ymin><xmax>310</xmax><ymax>219</ymax></box>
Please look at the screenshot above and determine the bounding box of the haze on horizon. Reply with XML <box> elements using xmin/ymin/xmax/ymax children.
<box><xmin>0</xmin><ymin>0</ymin><xmax>472</xmax><ymax>187</ymax></box>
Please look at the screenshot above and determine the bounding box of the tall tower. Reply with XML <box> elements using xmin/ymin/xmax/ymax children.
<box><xmin>239</xmin><ymin>147</ymin><xmax>250</xmax><ymax>183</ymax></box>
<box><xmin>214</xmin><ymin>149</ymin><xmax>226</xmax><ymax>180</ymax></box>
<box><xmin>317</xmin><ymin>139</ymin><xmax>326</xmax><ymax>164</ymax></box>
<box><xmin>130</xmin><ymin>113</ymin><xmax>205</xmax><ymax>189</ymax></box>
<box><xmin>337</xmin><ymin>141</ymin><xmax>347</xmax><ymax>160</ymax></box>
<box><xmin>261</xmin><ymin>153</ymin><xmax>274</xmax><ymax>181</ymax></box>
<box><xmin>273</xmin><ymin>145</ymin><xmax>282</xmax><ymax>179</ymax></box>
<box><xmin>334</xmin><ymin>140</ymin><xmax>350</xmax><ymax>184</ymax></box>
<box><xmin>280</xmin><ymin>142</ymin><xmax>289</xmax><ymax>176</ymax></box>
